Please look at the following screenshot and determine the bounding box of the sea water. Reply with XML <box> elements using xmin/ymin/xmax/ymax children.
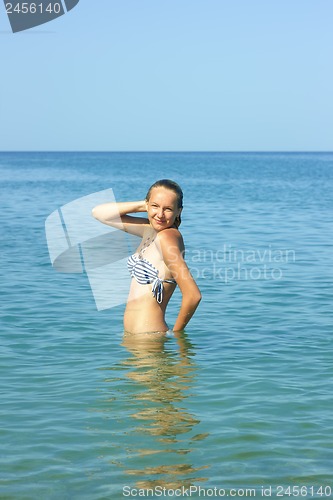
<box><xmin>1</xmin><ymin>152</ymin><xmax>333</xmax><ymax>499</ymax></box>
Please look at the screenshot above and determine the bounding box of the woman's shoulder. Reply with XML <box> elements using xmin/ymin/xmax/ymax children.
<box><xmin>157</xmin><ymin>227</ymin><xmax>184</xmax><ymax>249</ymax></box>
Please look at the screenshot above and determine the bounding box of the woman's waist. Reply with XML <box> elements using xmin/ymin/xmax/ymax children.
<box><xmin>123</xmin><ymin>306</ymin><xmax>168</xmax><ymax>334</ymax></box>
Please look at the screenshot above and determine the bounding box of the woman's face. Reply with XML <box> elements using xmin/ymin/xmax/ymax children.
<box><xmin>146</xmin><ymin>187</ymin><xmax>181</xmax><ymax>231</ymax></box>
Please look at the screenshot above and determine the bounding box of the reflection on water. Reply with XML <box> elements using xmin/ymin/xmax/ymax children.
<box><xmin>98</xmin><ymin>332</ymin><xmax>209</xmax><ymax>489</ymax></box>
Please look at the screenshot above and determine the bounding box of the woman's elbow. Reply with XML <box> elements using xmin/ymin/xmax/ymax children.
<box><xmin>91</xmin><ymin>206</ymin><xmax>101</xmax><ymax>221</ymax></box>
<box><xmin>188</xmin><ymin>290</ymin><xmax>201</xmax><ymax>307</ymax></box>
<box><xmin>194</xmin><ymin>291</ymin><xmax>202</xmax><ymax>306</ymax></box>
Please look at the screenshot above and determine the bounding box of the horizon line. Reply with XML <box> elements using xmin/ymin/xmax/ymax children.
<box><xmin>0</xmin><ymin>150</ymin><xmax>333</xmax><ymax>154</ymax></box>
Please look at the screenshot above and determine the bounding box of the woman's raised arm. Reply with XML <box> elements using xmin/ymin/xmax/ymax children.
<box><xmin>92</xmin><ymin>200</ymin><xmax>149</xmax><ymax>236</ymax></box>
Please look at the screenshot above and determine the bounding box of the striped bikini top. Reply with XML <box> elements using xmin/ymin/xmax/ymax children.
<box><xmin>127</xmin><ymin>253</ymin><xmax>176</xmax><ymax>304</ymax></box>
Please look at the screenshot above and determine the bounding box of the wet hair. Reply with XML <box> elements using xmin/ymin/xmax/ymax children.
<box><xmin>145</xmin><ymin>179</ymin><xmax>183</xmax><ymax>228</ymax></box>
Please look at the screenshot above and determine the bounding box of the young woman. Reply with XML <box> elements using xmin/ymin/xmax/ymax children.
<box><xmin>92</xmin><ymin>179</ymin><xmax>201</xmax><ymax>334</ymax></box>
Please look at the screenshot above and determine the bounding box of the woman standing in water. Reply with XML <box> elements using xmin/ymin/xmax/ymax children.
<box><xmin>92</xmin><ymin>179</ymin><xmax>201</xmax><ymax>334</ymax></box>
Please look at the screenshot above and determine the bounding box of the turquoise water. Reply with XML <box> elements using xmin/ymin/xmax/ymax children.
<box><xmin>1</xmin><ymin>152</ymin><xmax>333</xmax><ymax>499</ymax></box>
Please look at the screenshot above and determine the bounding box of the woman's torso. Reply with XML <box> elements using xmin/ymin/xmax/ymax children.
<box><xmin>124</xmin><ymin>226</ymin><xmax>178</xmax><ymax>333</ymax></box>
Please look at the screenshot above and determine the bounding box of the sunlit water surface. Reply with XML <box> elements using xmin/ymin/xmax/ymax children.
<box><xmin>1</xmin><ymin>152</ymin><xmax>332</xmax><ymax>499</ymax></box>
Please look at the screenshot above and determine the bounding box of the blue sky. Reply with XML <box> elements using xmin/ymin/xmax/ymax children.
<box><xmin>0</xmin><ymin>0</ymin><xmax>332</xmax><ymax>151</ymax></box>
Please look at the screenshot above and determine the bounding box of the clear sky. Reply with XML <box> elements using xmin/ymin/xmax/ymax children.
<box><xmin>0</xmin><ymin>0</ymin><xmax>332</xmax><ymax>151</ymax></box>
